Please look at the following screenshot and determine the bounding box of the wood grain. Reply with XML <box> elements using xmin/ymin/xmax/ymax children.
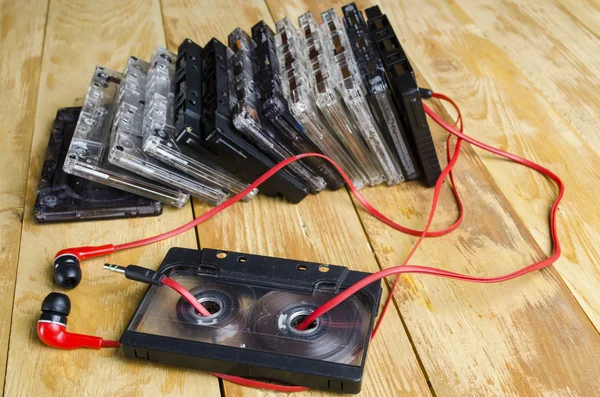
<box><xmin>0</xmin><ymin>1</ymin><xmax>48</xmax><ymax>395</ymax></box>
<box><xmin>381</xmin><ymin>0</ymin><xmax>600</xmax><ymax>331</ymax></box>
<box><xmin>3</xmin><ymin>0</ymin><xmax>219</xmax><ymax>396</ymax></box>
<box><xmin>455</xmin><ymin>0</ymin><xmax>600</xmax><ymax>152</ymax></box>
<box><xmin>161</xmin><ymin>0</ymin><xmax>433</xmax><ymax>396</ymax></box>
<box><xmin>556</xmin><ymin>0</ymin><xmax>600</xmax><ymax>39</ymax></box>
<box><xmin>267</xmin><ymin>0</ymin><xmax>600</xmax><ymax>395</ymax></box>
<box><xmin>0</xmin><ymin>0</ymin><xmax>47</xmax><ymax>210</ymax></box>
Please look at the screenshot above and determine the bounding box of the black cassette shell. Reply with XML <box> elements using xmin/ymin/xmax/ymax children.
<box><xmin>121</xmin><ymin>248</ymin><xmax>382</xmax><ymax>393</ymax></box>
<box><xmin>34</xmin><ymin>107</ymin><xmax>162</xmax><ymax>223</ymax></box>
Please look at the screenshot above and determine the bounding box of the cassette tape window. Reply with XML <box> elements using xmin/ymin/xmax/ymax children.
<box><xmin>127</xmin><ymin>265</ymin><xmax>372</xmax><ymax>366</ymax></box>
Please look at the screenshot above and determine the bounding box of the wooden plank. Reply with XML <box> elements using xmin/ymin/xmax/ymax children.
<box><xmin>0</xmin><ymin>0</ymin><xmax>47</xmax><ymax>210</ymax></box>
<box><xmin>3</xmin><ymin>0</ymin><xmax>219</xmax><ymax>396</ymax></box>
<box><xmin>161</xmin><ymin>0</ymin><xmax>433</xmax><ymax>396</ymax></box>
<box><xmin>454</xmin><ymin>0</ymin><xmax>600</xmax><ymax>152</ymax></box>
<box><xmin>268</xmin><ymin>0</ymin><xmax>600</xmax><ymax>395</ymax></box>
<box><xmin>382</xmin><ymin>0</ymin><xmax>600</xmax><ymax>330</ymax></box>
<box><xmin>556</xmin><ymin>0</ymin><xmax>600</xmax><ymax>39</ymax></box>
<box><xmin>0</xmin><ymin>1</ymin><xmax>48</xmax><ymax>395</ymax></box>
<box><xmin>366</xmin><ymin>0</ymin><xmax>600</xmax><ymax>393</ymax></box>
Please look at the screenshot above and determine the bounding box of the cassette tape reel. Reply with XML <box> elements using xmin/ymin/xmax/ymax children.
<box><xmin>249</xmin><ymin>291</ymin><xmax>366</xmax><ymax>364</ymax></box>
<box><xmin>121</xmin><ymin>248</ymin><xmax>382</xmax><ymax>393</ymax></box>
<box><xmin>172</xmin><ymin>282</ymin><xmax>254</xmax><ymax>344</ymax></box>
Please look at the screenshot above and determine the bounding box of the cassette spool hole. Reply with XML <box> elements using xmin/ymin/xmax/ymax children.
<box><xmin>288</xmin><ymin>310</ymin><xmax>319</xmax><ymax>333</ymax></box>
<box><xmin>195</xmin><ymin>297</ymin><xmax>222</xmax><ymax>317</ymax></box>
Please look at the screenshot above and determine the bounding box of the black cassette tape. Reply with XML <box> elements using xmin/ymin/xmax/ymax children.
<box><xmin>365</xmin><ymin>6</ymin><xmax>442</xmax><ymax>187</ymax></box>
<box><xmin>34</xmin><ymin>107</ymin><xmax>162</xmax><ymax>223</ymax></box>
<box><xmin>121</xmin><ymin>248</ymin><xmax>382</xmax><ymax>393</ymax></box>
<box><xmin>173</xmin><ymin>38</ymin><xmax>308</xmax><ymax>203</ymax></box>
<box><xmin>251</xmin><ymin>21</ymin><xmax>345</xmax><ymax>190</ymax></box>
<box><xmin>342</xmin><ymin>3</ymin><xmax>420</xmax><ymax>181</ymax></box>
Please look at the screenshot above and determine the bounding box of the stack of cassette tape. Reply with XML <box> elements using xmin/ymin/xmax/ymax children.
<box><xmin>36</xmin><ymin>2</ymin><xmax>441</xmax><ymax>222</ymax></box>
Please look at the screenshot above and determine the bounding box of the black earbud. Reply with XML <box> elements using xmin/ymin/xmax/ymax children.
<box><xmin>53</xmin><ymin>254</ymin><xmax>82</xmax><ymax>289</ymax></box>
<box><xmin>40</xmin><ymin>292</ymin><xmax>71</xmax><ymax>325</ymax></box>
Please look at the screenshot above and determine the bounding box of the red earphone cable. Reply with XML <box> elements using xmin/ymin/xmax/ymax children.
<box><xmin>74</xmin><ymin>93</ymin><xmax>563</xmax><ymax>393</ymax></box>
<box><xmin>295</xmin><ymin>97</ymin><xmax>563</xmax><ymax>331</ymax></box>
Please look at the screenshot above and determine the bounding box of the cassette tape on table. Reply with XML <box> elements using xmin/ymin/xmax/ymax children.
<box><xmin>227</xmin><ymin>28</ymin><xmax>326</xmax><ymax>194</ymax></box>
<box><xmin>107</xmin><ymin>56</ymin><xmax>231</xmax><ymax>206</ymax></box>
<box><xmin>365</xmin><ymin>6</ymin><xmax>442</xmax><ymax>187</ymax></box>
<box><xmin>274</xmin><ymin>18</ymin><xmax>369</xmax><ymax>190</ymax></box>
<box><xmin>34</xmin><ymin>107</ymin><xmax>162</xmax><ymax>223</ymax></box>
<box><xmin>342</xmin><ymin>3</ymin><xmax>420</xmax><ymax>181</ymax></box>
<box><xmin>298</xmin><ymin>12</ymin><xmax>384</xmax><ymax>187</ymax></box>
<box><xmin>173</xmin><ymin>38</ymin><xmax>308</xmax><ymax>203</ymax></box>
<box><xmin>121</xmin><ymin>248</ymin><xmax>381</xmax><ymax>393</ymax></box>
<box><xmin>320</xmin><ymin>9</ymin><xmax>404</xmax><ymax>186</ymax></box>
<box><xmin>63</xmin><ymin>66</ymin><xmax>190</xmax><ymax>207</ymax></box>
<box><xmin>141</xmin><ymin>46</ymin><xmax>258</xmax><ymax>200</ymax></box>
<box><xmin>251</xmin><ymin>21</ymin><xmax>345</xmax><ymax>190</ymax></box>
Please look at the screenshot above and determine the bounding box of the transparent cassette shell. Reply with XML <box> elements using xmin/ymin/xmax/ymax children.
<box><xmin>129</xmin><ymin>263</ymin><xmax>371</xmax><ymax>366</ymax></box>
<box><xmin>342</xmin><ymin>3</ymin><xmax>419</xmax><ymax>180</ymax></box>
<box><xmin>107</xmin><ymin>57</ymin><xmax>230</xmax><ymax>206</ymax></box>
<box><xmin>63</xmin><ymin>66</ymin><xmax>189</xmax><ymax>208</ymax></box>
<box><xmin>320</xmin><ymin>9</ymin><xmax>404</xmax><ymax>185</ymax></box>
<box><xmin>275</xmin><ymin>20</ymin><xmax>368</xmax><ymax>190</ymax></box>
<box><xmin>298</xmin><ymin>12</ymin><xmax>383</xmax><ymax>186</ymax></box>
<box><xmin>142</xmin><ymin>46</ymin><xmax>258</xmax><ymax>200</ymax></box>
<box><xmin>228</xmin><ymin>28</ymin><xmax>326</xmax><ymax>194</ymax></box>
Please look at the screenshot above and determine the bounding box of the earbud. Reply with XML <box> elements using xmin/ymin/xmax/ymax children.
<box><xmin>37</xmin><ymin>292</ymin><xmax>104</xmax><ymax>349</ymax></box>
<box><xmin>52</xmin><ymin>244</ymin><xmax>115</xmax><ymax>289</ymax></box>
<box><xmin>53</xmin><ymin>254</ymin><xmax>81</xmax><ymax>289</ymax></box>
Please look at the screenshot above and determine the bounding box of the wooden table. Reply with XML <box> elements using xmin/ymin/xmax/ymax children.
<box><xmin>2</xmin><ymin>0</ymin><xmax>600</xmax><ymax>395</ymax></box>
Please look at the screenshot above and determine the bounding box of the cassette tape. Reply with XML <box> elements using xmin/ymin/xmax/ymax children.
<box><xmin>173</xmin><ymin>38</ymin><xmax>309</xmax><ymax>204</ymax></box>
<box><xmin>251</xmin><ymin>21</ymin><xmax>345</xmax><ymax>190</ymax></box>
<box><xmin>121</xmin><ymin>248</ymin><xmax>382</xmax><ymax>393</ymax></box>
<box><xmin>365</xmin><ymin>6</ymin><xmax>442</xmax><ymax>187</ymax></box>
<box><xmin>227</xmin><ymin>28</ymin><xmax>326</xmax><ymax>194</ymax></box>
<box><xmin>298</xmin><ymin>12</ymin><xmax>384</xmax><ymax>187</ymax></box>
<box><xmin>142</xmin><ymin>46</ymin><xmax>258</xmax><ymax>201</ymax></box>
<box><xmin>34</xmin><ymin>107</ymin><xmax>162</xmax><ymax>223</ymax></box>
<box><xmin>342</xmin><ymin>3</ymin><xmax>420</xmax><ymax>181</ymax></box>
<box><xmin>274</xmin><ymin>19</ymin><xmax>370</xmax><ymax>190</ymax></box>
<box><xmin>63</xmin><ymin>66</ymin><xmax>190</xmax><ymax>208</ymax></box>
<box><xmin>107</xmin><ymin>56</ymin><xmax>231</xmax><ymax>206</ymax></box>
<box><xmin>320</xmin><ymin>9</ymin><xmax>404</xmax><ymax>186</ymax></box>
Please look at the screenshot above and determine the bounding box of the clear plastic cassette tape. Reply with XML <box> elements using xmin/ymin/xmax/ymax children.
<box><xmin>63</xmin><ymin>66</ymin><xmax>190</xmax><ymax>208</ymax></box>
<box><xmin>275</xmin><ymin>18</ymin><xmax>369</xmax><ymax>190</ymax></box>
<box><xmin>251</xmin><ymin>21</ymin><xmax>345</xmax><ymax>190</ymax></box>
<box><xmin>342</xmin><ymin>3</ymin><xmax>419</xmax><ymax>181</ymax></box>
<box><xmin>227</xmin><ymin>28</ymin><xmax>326</xmax><ymax>194</ymax></box>
<box><xmin>107</xmin><ymin>57</ymin><xmax>231</xmax><ymax>206</ymax></box>
<box><xmin>121</xmin><ymin>248</ymin><xmax>382</xmax><ymax>393</ymax></box>
<box><xmin>141</xmin><ymin>47</ymin><xmax>258</xmax><ymax>200</ymax></box>
<box><xmin>320</xmin><ymin>9</ymin><xmax>404</xmax><ymax>186</ymax></box>
<box><xmin>298</xmin><ymin>12</ymin><xmax>384</xmax><ymax>187</ymax></box>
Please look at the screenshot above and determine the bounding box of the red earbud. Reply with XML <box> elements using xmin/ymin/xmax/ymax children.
<box><xmin>37</xmin><ymin>292</ymin><xmax>107</xmax><ymax>349</ymax></box>
<box><xmin>53</xmin><ymin>244</ymin><xmax>115</xmax><ymax>289</ymax></box>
